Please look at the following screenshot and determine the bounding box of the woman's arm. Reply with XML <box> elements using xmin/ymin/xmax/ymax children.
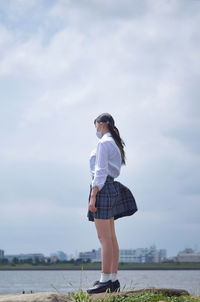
<box><xmin>91</xmin><ymin>186</ymin><xmax>99</xmax><ymax>198</ymax></box>
<box><xmin>91</xmin><ymin>141</ymin><xmax>109</xmax><ymax>192</ymax></box>
<box><xmin>89</xmin><ymin>142</ymin><xmax>109</xmax><ymax>212</ymax></box>
<box><xmin>89</xmin><ymin>186</ymin><xmax>99</xmax><ymax>212</ymax></box>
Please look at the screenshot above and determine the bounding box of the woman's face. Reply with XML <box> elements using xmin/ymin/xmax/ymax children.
<box><xmin>95</xmin><ymin>121</ymin><xmax>103</xmax><ymax>132</ymax></box>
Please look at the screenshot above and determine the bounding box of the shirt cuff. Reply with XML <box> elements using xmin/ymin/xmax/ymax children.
<box><xmin>91</xmin><ymin>179</ymin><xmax>105</xmax><ymax>192</ymax></box>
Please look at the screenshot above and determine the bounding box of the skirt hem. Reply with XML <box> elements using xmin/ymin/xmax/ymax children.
<box><xmin>87</xmin><ymin>176</ymin><xmax>138</xmax><ymax>222</ymax></box>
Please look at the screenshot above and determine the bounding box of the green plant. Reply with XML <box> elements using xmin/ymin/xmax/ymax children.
<box><xmin>68</xmin><ymin>289</ymin><xmax>91</xmax><ymax>302</ymax></box>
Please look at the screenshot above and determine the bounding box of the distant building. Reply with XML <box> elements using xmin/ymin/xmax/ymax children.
<box><xmin>175</xmin><ymin>248</ymin><xmax>200</xmax><ymax>262</ymax></box>
<box><xmin>50</xmin><ymin>255</ymin><xmax>59</xmax><ymax>263</ymax></box>
<box><xmin>145</xmin><ymin>245</ymin><xmax>160</xmax><ymax>263</ymax></box>
<box><xmin>56</xmin><ymin>251</ymin><xmax>67</xmax><ymax>261</ymax></box>
<box><xmin>119</xmin><ymin>245</ymin><xmax>167</xmax><ymax>263</ymax></box>
<box><xmin>79</xmin><ymin>246</ymin><xmax>167</xmax><ymax>263</ymax></box>
<box><xmin>119</xmin><ymin>249</ymin><xmax>146</xmax><ymax>263</ymax></box>
<box><xmin>159</xmin><ymin>249</ymin><xmax>167</xmax><ymax>260</ymax></box>
<box><xmin>68</xmin><ymin>254</ymin><xmax>75</xmax><ymax>260</ymax></box>
<box><xmin>0</xmin><ymin>250</ymin><xmax>4</xmax><ymax>259</ymax></box>
<box><xmin>79</xmin><ymin>248</ymin><xmax>101</xmax><ymax>262</ymax></box>
<box><xmin>5</xmin><ymin>253</ymin><xmax>45</xmax><ymax>263</ymax></box>
<box><xmin>49</xmin><ymin>251</ymin><xmax>67</xmax><ymax>262</ymax></box>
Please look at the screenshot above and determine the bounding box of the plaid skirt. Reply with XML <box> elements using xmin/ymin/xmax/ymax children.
<box><xmin>87</xmin><ymin>175</ymin><xmax>138</xmax><ymax>221</ymax></box>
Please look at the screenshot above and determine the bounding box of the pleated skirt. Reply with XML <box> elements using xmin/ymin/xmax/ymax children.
<box><xmin>87</xmin><ymin>175</ymin><xmax>138</xmax><ymax>222</ymax></box>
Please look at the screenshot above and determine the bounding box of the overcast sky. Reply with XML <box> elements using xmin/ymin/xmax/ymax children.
<box><xmin>0</xmin><ymin>0</ymin><xmax>200</xmax><ymax>258</ymax></box>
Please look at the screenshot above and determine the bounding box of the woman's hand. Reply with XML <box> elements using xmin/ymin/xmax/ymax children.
<box><xmin>89</xmin><ymin>186</ymin><xmax>99</xmax><ymax>212</ymax></box>
<box><xmin>89</xmin><ymin>196</ymin><xmax>97</xmax><ymax>212</ymax></box>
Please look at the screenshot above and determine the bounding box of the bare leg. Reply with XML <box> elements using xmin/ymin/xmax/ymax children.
<box><xmin>94</xmin><ymin>218</ymin><xmax>113</xmax><ymax>273</ymax></box>
<box><xmin>109</xmin><ymin>217</ymin><xmax>119</xmax><ymax>273</ymax></box>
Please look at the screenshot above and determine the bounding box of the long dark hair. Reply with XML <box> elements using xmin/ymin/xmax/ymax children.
<box><xmin>94</xmin><ymin>113</ymin><xmax>126</xmax><ymax>165</ymax></box>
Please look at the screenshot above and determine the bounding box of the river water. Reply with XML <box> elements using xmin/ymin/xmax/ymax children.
<box><xmin>0</xmin><ymin>270</ymin><xmax>200</xmax><ymax>295</ymax></box>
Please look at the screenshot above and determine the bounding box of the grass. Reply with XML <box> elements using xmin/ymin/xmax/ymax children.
<box><xmin>68</xmin><ymin>288</ymin><xmax>200</xmax><ymax>302</ymax></box>
<box><xmin>65</xmin><ymin>267</ymin><xmax>200</xmax><ymax>301</ymax></box>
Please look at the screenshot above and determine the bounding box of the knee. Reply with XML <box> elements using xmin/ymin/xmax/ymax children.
<box><xmin>98</xmin><ymin>233</ymin><xmax>112</xmax><ymax>243</ymax></box>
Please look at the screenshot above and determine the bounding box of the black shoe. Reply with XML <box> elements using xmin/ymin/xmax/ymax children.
<box><xmin>87</xmin><ymin>280</ymin><xmax>112</xmax><ymax>294</ymax></box>
<box><xmin>111</xmin><ymin>279</ymin><xmax>120</xmax><ymax>292</ymax></box>
<box><xmin>92</xmin><ymin>280</ymin><xmax>99</xmax><ymax>286</ymax></box>
<box><xmin>92</xmin><ymin>279</ymin><xmax>120</xmax><ymax>292</ymax></box>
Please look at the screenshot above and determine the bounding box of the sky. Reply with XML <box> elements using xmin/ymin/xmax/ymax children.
<box><xmin>0</xmin><ymin>0</ymin><xmax>200</xmax><ymax>258</ymax></box>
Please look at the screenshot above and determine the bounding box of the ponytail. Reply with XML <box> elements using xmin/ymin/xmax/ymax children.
<box><xmin>107</xmin><ymin>123</ymin><xmax>126</xmax><ymax>165</ymax></box>
<box><xmin>94</xmin><ymin>113</ymin><xmax>126</xmax><ymax>165</ymax></box>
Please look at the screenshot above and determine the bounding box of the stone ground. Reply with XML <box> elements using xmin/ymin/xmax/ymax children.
<box><xmin>0</xmin><ymin>292</ymin><xmax>70</xmax><ymax>302</ymax></box>
<box><xmin>0</xmin><ymin>288</ymin><xmax>198</xmax><ymax>302</ymax></box>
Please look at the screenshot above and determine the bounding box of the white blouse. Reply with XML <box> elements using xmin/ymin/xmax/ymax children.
<box><xmin>89</xmin><ymin>132</ymin><xmax>122</xmax><ymax>191</ymax></box>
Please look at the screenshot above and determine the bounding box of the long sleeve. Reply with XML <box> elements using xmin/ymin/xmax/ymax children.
<box><xmin>91</xmin><ymin>141</ymin><xmax>109</xmax><ymax>191</ymax></box>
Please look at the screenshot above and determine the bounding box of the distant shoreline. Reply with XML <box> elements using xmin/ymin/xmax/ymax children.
<box><xmin>0</xmin><ymin>262</ymin><xmax>200</xmax><ymax>270</ymax></box>
<box><xmin>0</xmin><ymin>268</ymin><xmax>200</xmax><ymax>271</ymax></box>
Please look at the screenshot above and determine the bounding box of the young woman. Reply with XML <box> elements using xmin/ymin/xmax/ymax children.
<box><xmin>87</xmin><ymin>113</ymin><xmax>138</xmax><ymax>294</ymax></box>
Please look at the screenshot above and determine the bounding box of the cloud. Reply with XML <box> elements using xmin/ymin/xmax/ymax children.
<box><xmin>0</xmin><ymin>0</ymin><xmax>199</xmax><ymax>257</ymax></box>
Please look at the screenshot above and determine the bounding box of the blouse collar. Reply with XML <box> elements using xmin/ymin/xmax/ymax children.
<box><xmin>103</xmin><ymin>132</ymin><xmax>112</xmax><ymax>137</ymax></box>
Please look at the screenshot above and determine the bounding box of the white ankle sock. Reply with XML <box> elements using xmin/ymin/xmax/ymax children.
<box><xmin>110</xmin><ymin>273</ymin><xmax>118</xmax><ymax>282</ymax></box>
<box><xmin>100</xmin><ymin>272</ymin><xmax>111</xmax><ymax>283</ymax></box>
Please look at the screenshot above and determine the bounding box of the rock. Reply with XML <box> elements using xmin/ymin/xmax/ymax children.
<box><xmin>0</xmin><ymin>292</ymin><xmax>70</xmax><ymax>302</ymax></box>
<box><xmin>90</xmin><ymin>287</ymin><xmax>190</xmax><ymax>300</ymax></box>
<box><xmin>0</xmin><ymin>288</ymin><xmax>192</xmax><ymax>302</ymax></box>
<box><xmin>130</xmin><ymin>288</ymin><xmax>190</xmax><ymax>297</ymax></box>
